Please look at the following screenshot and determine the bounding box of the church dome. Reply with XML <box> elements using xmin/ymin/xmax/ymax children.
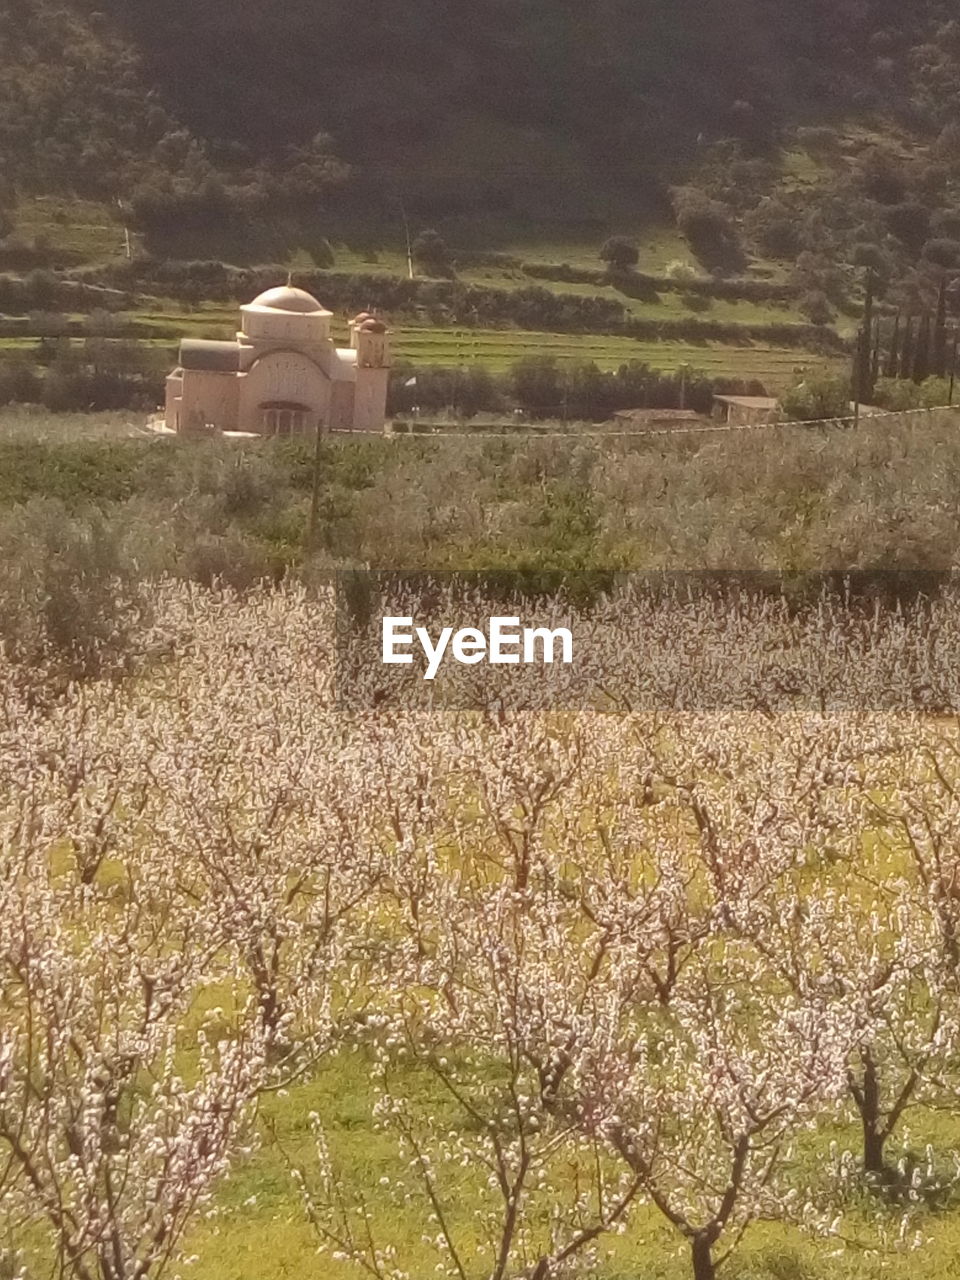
<box><xmin>248</xmin><ymin>286</ymin><xmax>326</xmax><ymax>314</ymax></box>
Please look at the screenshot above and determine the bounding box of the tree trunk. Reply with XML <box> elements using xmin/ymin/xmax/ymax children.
<box><xmin>852</xmin><ymin>1052</ymin><xmax>888</xmax><ymax>1176</ymax></box>
<box><xmin>690</xmin><ymin>1235</ymin><xmax>716</xmax><ymax>1280</ymax></box>
<box><xmin>862</xmin><ymin>1121</ymin><xmax>887</xmax><ymax>1177</ymax></box>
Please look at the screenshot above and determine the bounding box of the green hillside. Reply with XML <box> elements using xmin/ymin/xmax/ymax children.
<box><xmin>2</xmin><ymin>2</ymin><xmax>960</xmax><ymax>414</ymax></box>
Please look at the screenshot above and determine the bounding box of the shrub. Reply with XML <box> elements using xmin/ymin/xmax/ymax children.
<box><xmin>0</xmin><ymin>500</ymin><xmax>152</xmax><ymax>682</ymax></box>
<box><xmin>935</xmin><ymin>123</ymin><xmax>960</xmax><ymax>162</ymax></box>
<box><xmin>599</xmin><ymin>236</ymin><xmax>640</xmax><ymax>271</ymax></box>
<box><xmin>671</xmin><ymin>187</ymin><xmax>746</xmax><ymax>273</ymax></box>
<box><xmin>873</xmin><ymin>377</ymin><xmax>953</xmax><ymax>411</ymax></box>
<box><xmin>851</xmin><ymin>241</ymin><xmax>888</xmax><ymax>274</ymax></box>
<box><xmin>886</xmin><ymin>202</ymin><xmax>932</xmax><ymax>254</ymax></box>
<box><xmin>780</xmin><ymin>374</ymin><xmax>851</xmax><ymax>422</ymax></box>
<box><xmin>308</xmin><ymin>237</ymin><xmax>336</xmax><ymax>268</ymax></box>
<box><xmin>796</xmin><ymin>126</ymin><xmax>841</xmax><ymax>158</ymax></box>
<box><xmin>745</xmin><ymin>198</ymin><xmax>801</xmax><ymax>259</ymax></box>
<box><xmin>181</xmin><ymin>531</ymin><xmax>284</xmax><ymax>591</ymax></box>
<box><xmin>932</xmin><ymin>209</ymin><xmax>960</xmax><ymax>239</ymax></box>
<box><xmin>873</xmin><ymin>377</ymin><xmax>923</xmax><ymax>411</ymax></box>
<box><xmin>665</xmin><ymin>259</ymin><xmax>699</xmax><ymax>282</ymax></box>
<box><xmin>412</xmin><ymin>229</ymin><xmax>453</xmax><ymax>277</ymax></box>
<box><xmin>922</xmin><ymin>238</ymin><xmax>960</xmax><ymax>268</ymax></box>
<box><xmin>799</xmin><ymin>290</ymin><xmax>836</xmax><ymax>326</ymax></box>
<box><xmin>0</xmin><ymin>359</ymin><xmax>42</xmax><ymax>405</ymax></box>
<box><xmin>858</xmin><ymin>146</ymin><xmax>908</xmax><ymax>204</ymax></box>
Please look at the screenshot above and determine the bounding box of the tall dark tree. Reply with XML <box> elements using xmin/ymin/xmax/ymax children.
<box><xmin>933</xmin><ymin>277</ymin><xmax>949</xmax><ymax>376</ymax></box>
<box><xmin>871</xmin><ymin>315</ymin><xmax>882</xmax><ymax>390</ymax></box>
<box><xmin>884</xmin><ymin>313</ymin><xmax>902</xmax><ymax>379</ymax></box>
<box><xmin>857</xmin><ymin>270</ymin><xmax>877</xmax><ymax>402</ymax></box>
<box><xmin>899</xmin><ymin>316</ymin><xmax>916</xmax><ymax>381</ymax></box>
<box><xmin>913</xmin><ymin>311</ymin><xmax>933</xmax><ymax>383</ymax></box>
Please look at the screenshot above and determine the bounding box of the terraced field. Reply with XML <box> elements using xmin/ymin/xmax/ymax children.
<box><xmin>387</xmin><ymin>326</ymin><xmax>832</xmax><ymax>385</ymax></box>
<box><xmin>4</xmin><ymin>322</ymin><xmax>833</xmax><ymax>390</ymax></box>
<box><xmin>3</xmin><ymin>201</ymin><xmax>840</xmax><ymax>396</ymax></box>
<box><xmin>120</xmin><ymin>307</ymin><xmax>834</xmax><ymax>387</ymax></box>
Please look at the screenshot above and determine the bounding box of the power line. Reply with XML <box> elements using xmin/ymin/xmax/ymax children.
<box><xmin>373</xmin><ymin>404</ymin><xmax>960</xmax><ymax>443</ymax></box>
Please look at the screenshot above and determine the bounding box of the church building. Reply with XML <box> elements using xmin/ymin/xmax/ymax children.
<box><xmin>164</xmin><ymin>285</ymin><xmax>391</xmax><ymax>436</ymax></box>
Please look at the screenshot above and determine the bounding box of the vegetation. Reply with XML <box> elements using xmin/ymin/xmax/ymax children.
<box><xmin>7</xmin><ymin>10</ymin><xmax>960</xmax><ymax>1279</ymax></box>
<box><xmin>10</xmin><ymin>579</ymin><xmax>960</xmax><ymax>1280</ymax></box>
<box><xmin>780</xmin><ymin>374</ymin><xmax>852</xmax><ymax>422</ymax></box>
<box><xmin>0</xmin><ymin>409</ymin><xmax>956</xmax><ymax>592</ymax></box>
<box><xmin>599</xmin><ymin>236</ymin><xmax>640</xmax><ymax>272</ymax></box>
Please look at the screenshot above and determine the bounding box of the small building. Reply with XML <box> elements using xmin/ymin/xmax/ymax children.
<box><xmin>164</xmin><ymin>285</ymin><xmax>392</xmax><ymax>437</ymax></box>
<box><xmin>712</xmin><ymin>395</ymin><xmax>780</xmax><ymax>427</ymax></box>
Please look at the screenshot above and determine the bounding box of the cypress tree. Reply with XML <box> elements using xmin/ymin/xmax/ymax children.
<box><xmin>899</xmin><ymin>315</ymin><xmax>915</xmax><ymax>381</ymax></box>
<box><xmin>857</xmin><ymin>270</ymin><xmax>876</xmax><ymax>402</ymax></box>
<box><xmin>870</xmin><ymin>315</ymin><xmax>882</xmax><ymax>391</ymax></box>
<box><xmin>914</xmin><ymin>311</ymin><xmax>932</xmax><ymax>382</ymax></box>
<box><xmin>884</xmin><ymin>312</ymin><xmax>901</xmax><ymax>379</ymax></box>
<box><xmin>933</xmin><ymin>277</ymin><xmax>948</xmax><ymax>376</ymax></box>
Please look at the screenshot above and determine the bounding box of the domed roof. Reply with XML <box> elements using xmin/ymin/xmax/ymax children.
<box><xmin>248</xmin><ymin>285</ymin><xmax>326</xmax><ymax>314</ymax></box>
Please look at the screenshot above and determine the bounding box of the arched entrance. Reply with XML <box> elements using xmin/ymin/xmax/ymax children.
<box><xmin>259</xmin><ymin>401</ymin><xmax>313</xmax><ymax>437</ymax></box>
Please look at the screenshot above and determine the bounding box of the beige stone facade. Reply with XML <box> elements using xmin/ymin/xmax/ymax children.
<box><xmin>164</xmin><ymin>286</ymin><xmax>391</xmax><ymax>436</ymax></box>
<box><xmin>711</xmin><ymin>395</ymin><xmax>781</xmax><ymax>427</ymax></box>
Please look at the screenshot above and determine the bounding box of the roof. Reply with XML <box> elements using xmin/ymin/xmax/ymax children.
<box><xmin>713</xmin><ymin>395</ymin><xmax>780</xmax><ymax>409</ymax></box>
<box><xmin>614</xmin><ymin>408</ymin><xmax>703</xmax><ymax>422</ymax></box>
<box><xmin>180</xmin><ymin>339</ymin><xmax>241</xmax><ymax>372</ymax></box>
<box><xmin>247</xmin><ymin>285</ymin><xmax>328</xmax><ymax>315</ymax></box>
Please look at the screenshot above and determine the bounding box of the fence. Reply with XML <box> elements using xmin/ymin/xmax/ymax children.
<box><xmin>383</xmin><ymin>403</ymin><xmax>960</xmax><ymax>441</ymax></box>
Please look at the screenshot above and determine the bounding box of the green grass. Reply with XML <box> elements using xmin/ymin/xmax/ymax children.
<box><xmin>11</xmin><ymin>301</ymin><xmax>832</xmax><ymax>388</ymax></box>
<box><xmin>387</xmin><ymin>326</ymin><xmax>832</xmax><ymax>385</ymax></box>
<box><xmin>173</xmin><ymin>1052</ymin><xmax>960</xmax><ymax>1280</ymax></box>
<box><xmin>12</xmin><ymin>195</ymin><xmax>137</xmax><ymax>262</ymax></box>
<box><xmin>498</xmin><ymin>226</ymin><xmax>694</xmax><ymax>275</ymax></box>
<box><xmin>2</xmin><ymin>202</ymin><xmax>837</xmax><ymax>394</ymax></box>
<box><xmin>121</xmin><ymin>309</ymin><xmax>837</xmax><ymax>387</ymax></box>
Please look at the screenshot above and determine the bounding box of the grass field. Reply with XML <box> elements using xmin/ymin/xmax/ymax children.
<box><xmin>3</xmin><ymin>200</ymin><xmax>840</xmax><ymax>399</ymax></box>
<box><xmin>107</xmin><ymin>305</ymin><xmax>838</xmax><ymax>387</ymax></box>
<box><xmin>175</xmin><ymin>1057</ymin><xmax>960</xmax><ymax>1280</ymax></box>
<box><xmin>2</xmin><ymin>322</ymin><xmax>834</xmax><ymax>389</ymax></box>
<box><xmin>385</xmin><ymin>327</ymin><xmax>832</xmax><ymax>384</ymax></box>
<box><xmin>13</xmin><ymin>195</ymin><xmax>136</xmax><ymax>262</ymax></box>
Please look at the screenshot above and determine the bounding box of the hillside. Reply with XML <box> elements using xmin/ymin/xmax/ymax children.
<box><xmin>1</xmin><ymin>2</ymin><xmax>960</xmax><ymax>418</ymax></box>
<box><xmin>1</xmin><ymin>1</ymin><xmax>957</xmax><ymax>227</ymax></box>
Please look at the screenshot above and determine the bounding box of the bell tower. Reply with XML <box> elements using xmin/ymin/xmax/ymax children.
<box><xmin>349</xmin><ymin>313</ymin><xmax>392</xmax><ymax>431</ymax></box>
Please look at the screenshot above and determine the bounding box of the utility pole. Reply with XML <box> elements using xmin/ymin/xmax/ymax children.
<box><xmin>950</xmin><ymin>328</ymin><xmax>959</xmax><ymax>405</ymax></box>
<box><xmin>852</xmin><ymin>326</ymin><xmax>862</xmax><ymax>429</ymax></box>
<box><xmin>398</xmin><ymin>197</ymin><xmax>414</xmax><ymax>280</ymax></box>
<box><xmin>307</xmin><ymin>422</ymin><xmax>325</xmax><ymax>549</ymax></box>
<box><xmin>116</xmin><ymin>196</ymin><xmax>131</xmax><ymax>259</ymax></box>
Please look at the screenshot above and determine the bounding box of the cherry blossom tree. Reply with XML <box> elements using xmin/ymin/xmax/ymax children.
<box><xmin>0</xmin><ymin>839</ymin><xmax>264</xmax><ymax>1280</ymax></box>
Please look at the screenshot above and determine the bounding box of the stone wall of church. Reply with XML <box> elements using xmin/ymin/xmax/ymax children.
<box><xmin>239</xmin><ymin>350</ymin><xmax>332</xmax><ymax>433</ymax></box>
<box><xmin>352</xmin><ymin>368</ymin><xmax>390</xmax><ymax>433</ymax></box>
<box><xmin>179</xmin><ymin>369</ymin><xmax>240</xmax><ymax>432</ymax></box>
<box><xmin>329</xmin><ymin>380</ymin><xmax>356</xmax><ymax>431</ymax></box>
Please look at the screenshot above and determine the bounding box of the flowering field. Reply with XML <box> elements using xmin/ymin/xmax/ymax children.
<box><xmin>6</xmin><ymin>582</ymin><xmax>960</xmax><ymax>1280</ymax></box>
